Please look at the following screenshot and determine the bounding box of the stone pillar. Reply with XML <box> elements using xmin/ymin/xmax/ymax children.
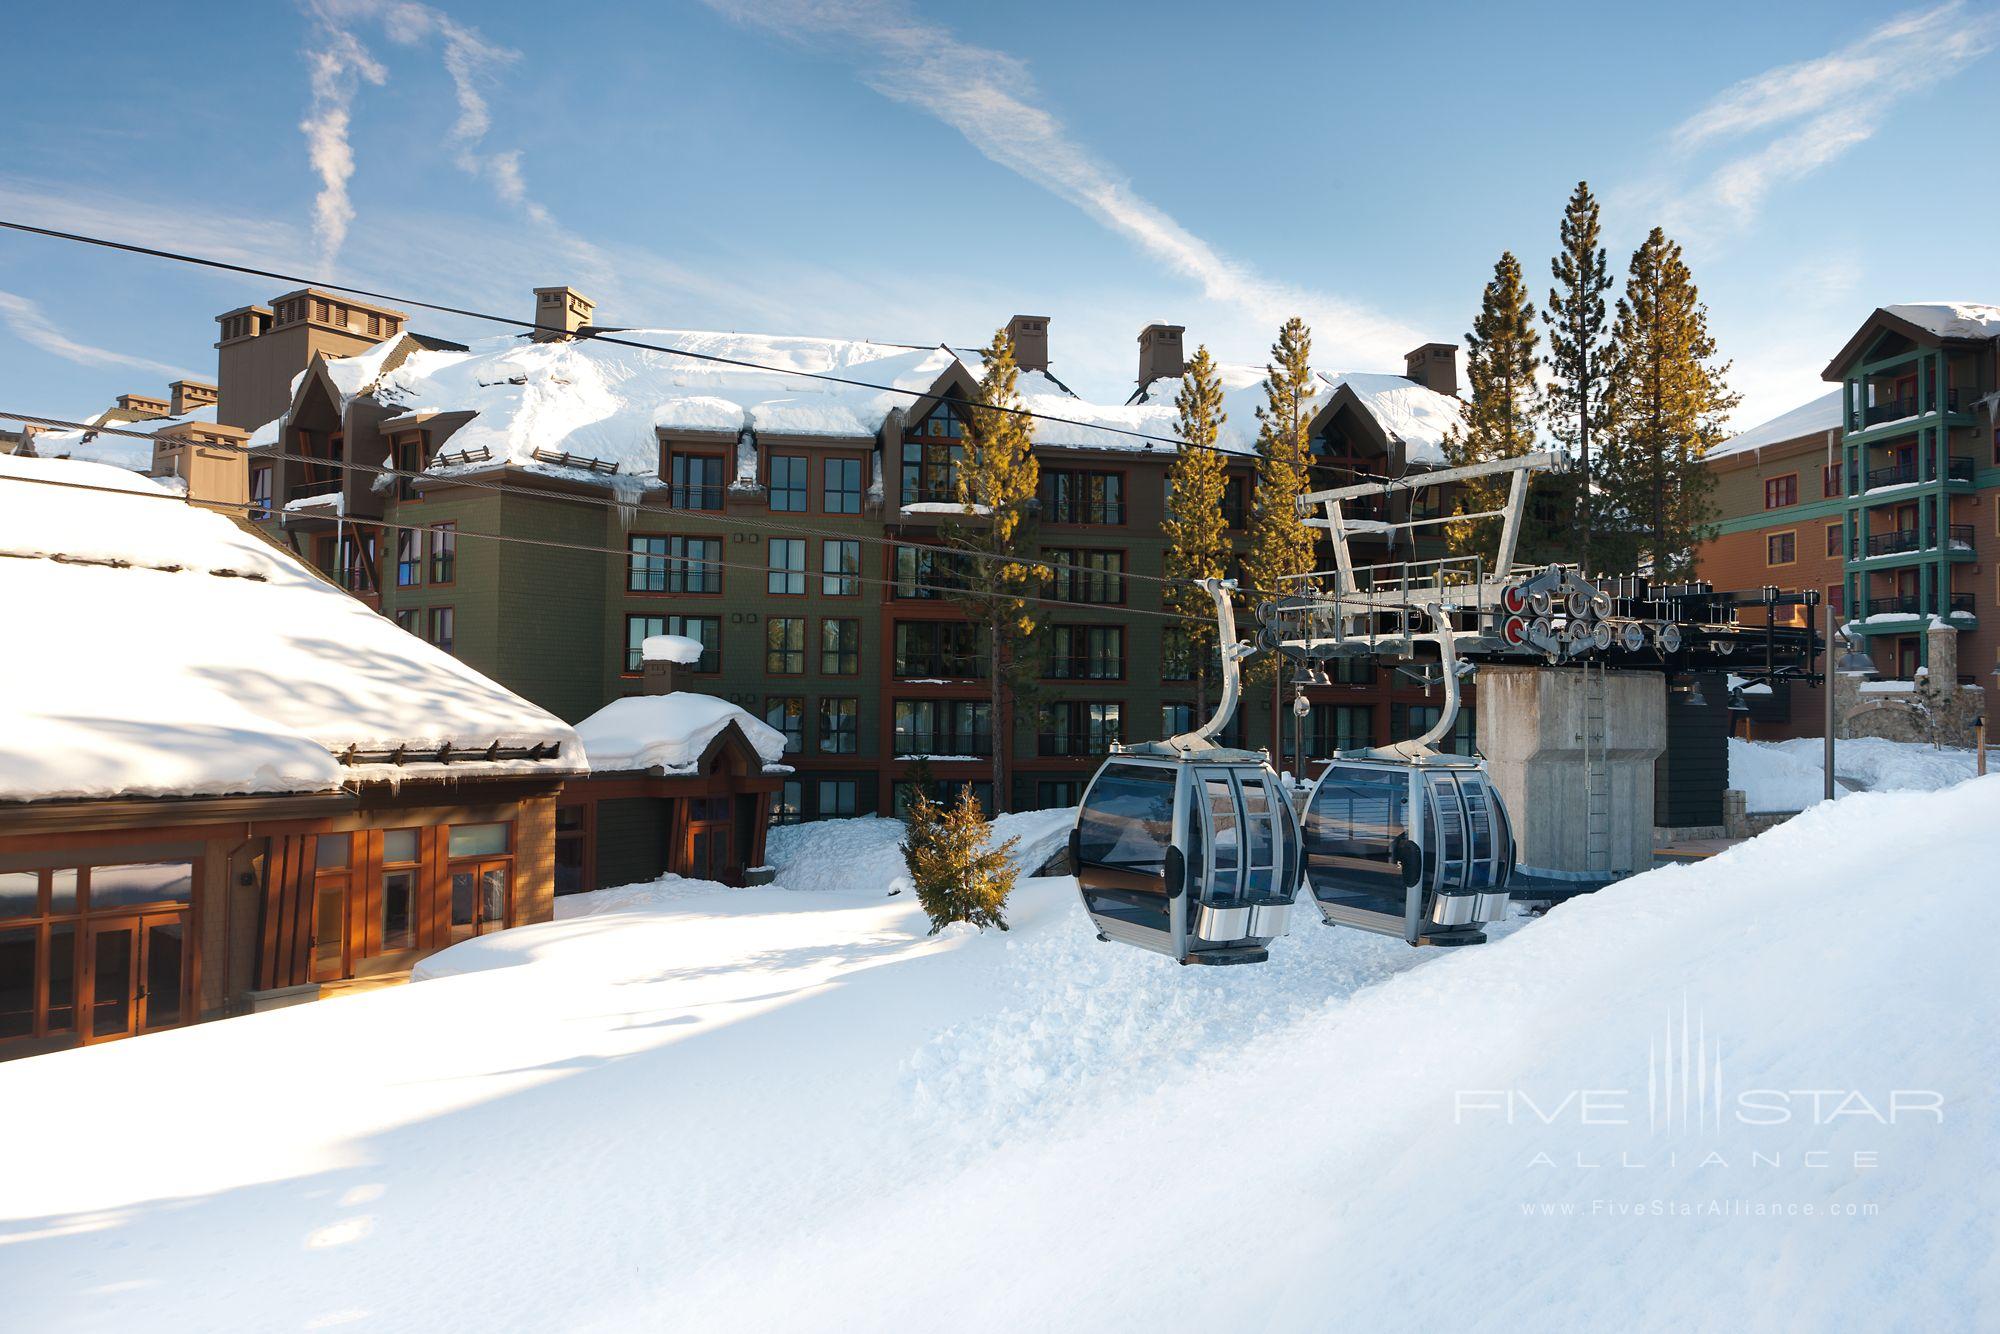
<box><xmin>1476</xmin><ymin>665</ymin><xmax>1667</xmax><ymax>880</ymax></box>
<box><xmin>1925</xmin><ymin>619</ymin><xmax>1958</xmax><ymax>688</ymax></box>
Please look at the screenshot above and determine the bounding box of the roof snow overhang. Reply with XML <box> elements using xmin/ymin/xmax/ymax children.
<box><xmin>894</xmin><ymin>356</ymin><xmax>980</xmax><ymax>433</ymax></box>
<box><xmin>1308</xmin><ymin>382</ymin><xmax>1396</xmax><ymax>457</ymax></box>
<box><xmin>1821</xmin><ymin>307</ymin><xmax>1977</xmax><ymax>381</ymax></box>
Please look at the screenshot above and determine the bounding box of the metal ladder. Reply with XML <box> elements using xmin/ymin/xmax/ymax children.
<box><xmin>1583</xmin><ymin>659</ymin><xmax>1613</xmax><ymax>876</ymax></box>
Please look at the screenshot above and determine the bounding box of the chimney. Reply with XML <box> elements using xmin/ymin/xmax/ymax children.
<box><xmin>1403</xmin><ymin>342</ymin><xmax>1459</xmax><ymax>396</ymax></box>
<box><xmin>1137</xmin><ymin>323</ymin><xmax>1185</xmax><ymax>387</ymax></box>
<box><xmin>170</xmin><ymin>379</ymin><xmax>219</xmax><ymax>417</ymax></box>
<box><xmin>532</xmin><ymin>285</ymin><xmax>596</xmax><ymax>342</ymax></box>
<box><xmin>1005</xmin><ymin>314</ymin><xmax>1050</xmax><ymax>374</ymax></box>
<box><xmin>115</xmin><ymin>393</ymin><xmax>170</xmax><ymax>419</ymax></box>
<box><xmin>640</xmin><ymin>633</ymin><xmax>703</xmax><ymax>695</ymax></box>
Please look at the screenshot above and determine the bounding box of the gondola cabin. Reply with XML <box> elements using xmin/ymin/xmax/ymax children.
<box><xmin>1071</xmin><ymin>753</ymin><xmax>1298</xmax><ymax>965</ymax></box>
<box><xmin>1301</xmin><ymin>751</ymin><xmax>1513</xmax><ymax>946</ymax></box>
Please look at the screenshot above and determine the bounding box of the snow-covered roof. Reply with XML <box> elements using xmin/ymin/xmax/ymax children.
<box><xmin>1709</xmin><ymin>388</ymin><xmax>1845</xmax><ymax>461</ymax></box>
<box><xmin>355</xmin><ymin>330</ymin><xmax>966</xmax><ymax>477</ymax></box>
<box><xmin>1882</xmin><ymin>302</ymin><xmax>2000</xmax><ymax>341</ymax></box>
<box><xmin>1319</xmin><ymin>371</ymin><xmax>1460</xmax><ymax>466</ymax></box>
<box><xmin>0</xmin><ymin>454</ymin><xmax>583</xmax><ymax>803</ymax></box>
<box><xmin>29</xmin><ymin>404</ymin><xmax>218</xmax><ymax>472</ymax></box>
<box><xmin>641</xmin><ymin>634</ymin><xmax>706</xmax><ymax>666</ymax></box>
<box><xmin>572</xmin><ymin>692</ymin><xmax>788</xmax><ymax>775</ymax></box>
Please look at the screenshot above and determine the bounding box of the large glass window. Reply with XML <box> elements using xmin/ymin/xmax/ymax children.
<box><xmin>765</xmin><ymin>698</ymin><xmax>804</xmax><ymax>754</ymax></box>
<box><xmin>769</xmin><ymin>455</ymin><xmax>808</xmax><ymax>512</ymax></box>
<box><xmin>768</xmin><ymin>538</ymin><xmax>807</xmax><ymax>595</ymax></box>
<box><xmin>821</xmin><ymin>539</ymin><xmax>860</xmax><ymax>596</ymax></box>
<box><xmin>774</xmin><ymin>780</ymin><xmax>804</xmax><ymax>825</ymax></box>
<box><xmin>1045</xmin><ymin>549</ymin><xmax>1124</xmax><ymax>604</ymax></box>
<box><xmin>893</xmin><ymin>621</ymin><xmax>986</xmax><ymax>677</ymax></box>
<box><xmin>1040</xmin><ymin>702</ymin><xmax>1121</xmax><ymax>756</ymax></box>
<box><xmin>627</xmin><ymin>615</ymin><xmax>719</xmax><ymax>672</ymax></box>
<box><xmin>448</xmin><ymin>823</ymin><xmax>510</xmax><ymax>858</ymax></box>
<box><xmin>1310</xmin><ymin>704</ymin><xmax>1374</xmax><ymax>757</ymax></box>
<box><xmin>1049</xmin><ymin>625</ymin><xmax>1124</xmax><ymax>679</ymax></box>
<box><xmin>818</xmin><ymin>698</ymin><xmax>858</xmax><ymax>754</ymax></box>
<box><xmin>1041</xmin><ymin>470</ymin><xmax>1125</xmax><ymax>525</ymax></box>
<box><xmin>667</xmin><ymin>537</ymin><xmax>721</xmax><ymax>593</ymax></box>
<box><xmin>893</xmin><ymin>699</ymin><xmax>992</xmax><ymax>756</ymax></box>
<box><xmin>817</xmin><ymin>780</ymin><xmax>859</xmax><ymax>818</ymax></box>
<box><xmin>892</xmin><ymin>545</ymin><xmax>972</xmax><ymax>599</ymax></box>
<box><xmin>820</xmin><ymin>619</ymin><xmax>861</xmax><ymax>675</ymax></box>
<box><xmin>902</xmin><ymin>404</ymin><xmax>966</xmax><ymax>505</ymax></box>
<box><xmin>428</xmin><ymin>523</ymin><xmax>456</xmax><ymax>583</ymax></box>
<box><xmin>627</xmin><ymin>535</ymin><xmax>670</xmax><ymax>593</ymax></box>
<box><xmin>1077</xmin><ymin>764</ymin><xmax>1174</xmax><ymax>873</ymax></box>
<box><xmin>823</xmin><ymin>457</ymin><xmax>863</xmax><ymax>514</ymax></box>
<box><xmin>427</xmin><ymin>606</ymin><xmax>455</xmax><ymax>656</ymax></box>
<box><xmin>396</xmin><ymin>530</ymin><xmax>423</xmax><ymax>587</ymax></box>
<box><xmin>767</xmin><ymin>617</ymin><xmax>806</xmax><ymax>674</ymax></box>
<box><xmin>670</xmin><ymin>453</ymin><xmax>725</xmax><ymax>509</ymax></box>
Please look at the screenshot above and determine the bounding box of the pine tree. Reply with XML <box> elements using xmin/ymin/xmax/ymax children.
<box><xmin>1444</xmin><ymin>251</ymin><xmax>1540</xmax><ymax>556</ymax></box>
<box><xmin>1542</xmin><ymin>181</ymin><xmax>1614</xmax><ymax>573</ymax></box>
<box><xmin>1598</xmin><ymin>227</ymin><xmax>1740</xmax><ymax>579</ymax></box>
<box><xmin>1161</xmin><ymin>346</ymin><xmax>1231</xmax><ymax>726</ymax></box>
<box><xmin>945</xmin><ymin>328</ymin><xmax>1043</xmax><ymax>811</ymax></box>
<box><xmin>1240</xmin><ymin>317</ymin><xmax>1317</xmax><ymax>773</ymax></box>
<box><xmin>900</xmin><ymin>784</ymin><xmax>1019</xmax><ymax>933</ymax></box>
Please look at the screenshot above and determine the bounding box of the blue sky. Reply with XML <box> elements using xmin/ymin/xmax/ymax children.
<box><xmin>3</xmin><ymin>0</ymin><xmax>1997</xmax><ymax>431</ymax></box>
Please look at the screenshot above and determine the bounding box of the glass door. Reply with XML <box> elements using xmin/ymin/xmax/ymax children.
<box><xmin>448</xmin><ymin>862</ymin><xmax>511</xmax><ymax>942</ymax></box>
<box><xmin>138</xmin><ymin>916</ymin><xmax>186</xmax><ymax>1033</ymax></box>
<box><xmin>85</xmin><ymin>917</ymin><xmax>138</xmax><ymax>1042</ymax></box>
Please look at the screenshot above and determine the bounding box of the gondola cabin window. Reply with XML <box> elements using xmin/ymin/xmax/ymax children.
<box><xmin>1076</xmin><ymin>763</ymin><xmax>1174</xmax><ymax>933</ymax></box>
<box><xmin>1303</xmin><ymin>767</ymin><xmax>1409</xmax><ymax>901</ymax></box>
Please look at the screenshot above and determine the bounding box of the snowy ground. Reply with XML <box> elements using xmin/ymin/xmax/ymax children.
<box><xmin>1</xmin><ymin>789</ymin><xmax>1995</xmax><ymax>1331</ymax></box>
<box><xmin>1729</xmin><ymin>735</ymin><xmax>1978</xmax><ymax>811</ymax></box>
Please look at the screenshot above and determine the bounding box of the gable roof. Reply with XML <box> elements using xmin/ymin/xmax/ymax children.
<box><xmin>572</xmin><ymin>692</ymin><xmax>788</xmax><ymax>775</ymax></box>
<box><xmin>1820</xmin><ymin>302</ymin><xmax>2000</xmax><ymax>380</ymax></box>
<box><xmin>0</xmin><ymin>454</ymin><xmax>583</xmax><ymax>803</ymax></box>
<box><xmin>1707</xmin><ymin>388</ymin><xmax>1845</xmax><ymax>462</ymax></box>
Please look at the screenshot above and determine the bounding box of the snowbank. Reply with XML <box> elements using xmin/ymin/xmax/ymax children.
<box><xmin>0</xmin><ymin>454</ymin><xmax>581</xmax><ymax>800</ymax></box>
<box><xmin>3</xmin><ymin>783</ymin><xmax>1994</xmax><ymax>1331</ymax></box>
<box><xmin>1729</xmin><ymin>736</ymin><xmax>1977</xmax><ymax>811</ymax></box>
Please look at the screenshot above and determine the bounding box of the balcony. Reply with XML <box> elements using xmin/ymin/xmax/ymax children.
<box><xmin>286</xmin><ymin>476</ymin><xmax>343</xmax><ymax>504</ymax></box>
<box><xmin>1857</xmin><ymin>387</ymin><xmax>1972</xmax><ymax>430</ymax></box>
<box><xmin>1947</xmin><ymin>456</ymin><xmax>1976</xmax><ymax>483</ymax></box>
<box><xmin>1948</xmin><ymin>592</ymin><xmax>1977</xmax><ymax>617</ymax></box>
<box><xmin>1853</xmin><ymin>525</ymin><xmax>1977</xmax><ymax>560</ymax></box>
<box><xmin>1863</xmin><ymin>456</ymin><xmax>1976</xmax><ymax>490</ymax></box>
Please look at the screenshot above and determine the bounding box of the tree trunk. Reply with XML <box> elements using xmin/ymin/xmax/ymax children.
<box><xmin>990</xmin><ymin>612</ymin><xmax>1007</xmax><ymax>813</ymax></box>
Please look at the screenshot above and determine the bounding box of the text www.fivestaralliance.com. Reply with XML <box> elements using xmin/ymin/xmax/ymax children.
<box><xmin>1522</xmin><ymin>1199</ymin><xmax>1881</xmax><ymax>1218</ymax></box>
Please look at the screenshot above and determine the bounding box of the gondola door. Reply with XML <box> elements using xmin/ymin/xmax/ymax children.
<box><xmin>1073</xmin><ymin>762</ymin><xmax>1184</xmax><ymax>957</ymax></box>
<box><xmin>1302</xmin><ymin>764</ymin><xmax>1418</xmax><ymax>938</ymax></box>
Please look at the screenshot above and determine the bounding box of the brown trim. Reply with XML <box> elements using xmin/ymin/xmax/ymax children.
<box><xmin>0</xmin><ymin>792</ymin><xmax>354</xmax><ymax>839</ymax></box>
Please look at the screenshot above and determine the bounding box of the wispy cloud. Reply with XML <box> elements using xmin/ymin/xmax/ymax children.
<box><xmin>0</xmin><ymin>289</ymin><xmax>194</xmax><ymax>380</ymax></box>
<box><xmin>300</xmin><ymin>1</ymin><xmax>387</xmax><ymax>269</ymax></box>
<box><xmin>697</xmin><ymin>0</ymin><xmax>1417</xmax><ymax>373</ymax></box>
<box><xmin>1650</xmin><ymin>1</ymin><xmax>1998</xmax><ymax>235</ymax></box>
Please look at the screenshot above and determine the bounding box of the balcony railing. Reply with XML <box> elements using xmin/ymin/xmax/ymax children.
<box><xmin>1947</xmin><ymin>456</ymin><xmax>1976</xmax><ymax>482</ymax></box>
<box><xmin>1865</xmin><ymin>461</ymin><xmax>1917</xmax><ymax>489</ymax></box>
<box><xmin>669</xmin><ymin>484</ymin><xmax>725</xmax><ymax>510</ymax></box>
<box><xmin>1946</xmin><ymin>523</ymin><xmax>1974</xmax><ymax>549</ymax></box>
<box><xmin>1854</xmin><ymin>525</ymin><xmax>1977</xmax><ymax>558</ymax></box>
<box><xmin>1860</xmin><ymin>387</ymin><xmax>1971</xmax><ymax>427</ymax></box>
<box><xmin>892</xmin><ymin>731</ymin><xmax>993</xmax><ymax>757</ymax></box>
<box><xmin>286</xmin><ymin>476</ymin><xmax>343</xmax><ymax>503</ymax></box>
<box><xmin>1948</xmin><ymin>593</ymin><xmax>1977</xmax><ymax>616</ymax></box>
<box><xmin>1867</xmin><ymin>595</ymin><xmax>1922</xmax><ymax>617</ymax></box>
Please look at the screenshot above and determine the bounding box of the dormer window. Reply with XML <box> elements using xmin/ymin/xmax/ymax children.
<box><xmin>901</xmin><ymin>402</ymin><xmax>966</xmax><ymax>505</ymax></box>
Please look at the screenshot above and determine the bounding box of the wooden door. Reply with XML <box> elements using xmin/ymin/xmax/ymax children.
<box><xmin>447</xmin><ymin>862</ymin><xmax>511</xmax><ymax>943</ymax></box>
<box><xmin>683</xmin><ymin>798</ymin><xmax>737</xmax><ymax>884</ymax></box>
<box><xmin>83</xmin><ymin>912</ymin><xmax>188</xmax><ymax>1043</ymax></box>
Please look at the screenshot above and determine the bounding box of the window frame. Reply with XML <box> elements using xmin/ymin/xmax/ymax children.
<box><xmin>766</xmin><ymin>616</ymin><xmax>807</xmax><ymax>675</ymax></box>
<box><xmin>767</xmin><ymin>538</ymin><xmax>808</xmax><ymax>596</ymax></box>
<box><xmin>821</xmin><ymin>538</ymin><xmax>861</xmax><ymax>597</ymax></box>
<box><xmin>1765</xmin><ymin>529</ymin><xmax>1798</xmax><ymax>568</ymax></box>
<box><xmin>1763</xmin><ymin>473</ymin><xmax>1799</xmax><ymax>509</ymax></box>
<box><xmin>426</xmin><ymin>604</ymin><xmax>455</xmax><ymax>655</ymax></box>
<box><xmin>768</xmin><ymin>453</ymin><xmax>809</xmax><ymax>513</ymax></box>
<box><xmin>817</xmin><ymin>697</ymin><xmax>859</xmax><ymax>754</ymax></box>
<box><xmin>428</xmin><ymin>522</ymin><xmax>457</xmax><ymax>585</ymax></box>
<box><xmin>822</xmin><ymin>454</ymin><xmax>866</xmax><ymax>515</ymax></box>
<box><xmin>819</xmin><ymin>617</ymin><xmax>861</xmax><ymax>676</ymax></box>
<box><xmin>667</xmin><ymin>449</ymin><xmax>727</xmax><ymax>511</ymax></box>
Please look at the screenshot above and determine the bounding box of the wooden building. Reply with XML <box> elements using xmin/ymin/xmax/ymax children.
<box><xmin>0</xmin><ymin>454</ymin><xmax>584</xmax><ymax>1058</ymax></box>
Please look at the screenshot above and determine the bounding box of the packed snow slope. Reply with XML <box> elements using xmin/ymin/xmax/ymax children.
<box><xmin>1728</xmin><ymin>735</ymin><xmax>1976</xmax><ymax>811</ymax></box>
<box><xmin>1</xmin><ymin>788</ymin><xmax>1995</xmax><ymax>1332</ymax></box>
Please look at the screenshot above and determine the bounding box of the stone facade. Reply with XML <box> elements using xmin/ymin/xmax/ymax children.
<box><xmin>1834</xmin><ymin>620</ymin><xmax>1985</xmax><ymax>745</ymax></box>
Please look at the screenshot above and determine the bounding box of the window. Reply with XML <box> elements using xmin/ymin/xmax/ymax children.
<box><xmin>820</xmin><ymin>619</ymin><xmax>861</xmax><ymax>675</ymax></box>
<box><xmin>1041</xmin><ymin>470</ymin><xmax>1124</xmax><ymax>525</ymax></box>
<box><xmin>1393</xmin><ymin>705</ymin><xmax>1475</xmax><ymax>757</ymax></box>
<box><xmin>1309</xmin><ymin>704</ymin><xmax>1374</xmax><ymax>758</ymax></box>
<box><xmin>396</xmin><ymin>529</ymin><xmax>423</xmax><ymax>587</ymax></box>
<box><xmin>1037</xmin><ymin>780</ymin><xmax>1083</xmax><ymax>809</ymax></box>
<box><xmin>0</xmin><ymin>862</ymin><xmax>194</xmax><ymax>1046</ymax></box>
<box><xmin>895</xmin><ymin>780</ymin><xmax>991</xmax><ymax>817</ymax></box>
<box><xmin>765</xmin><ymin>698</ymin><xmax>804</xmax><ymax>754</ymax></box>
<box><xmin>1826</xmin><ymin>522</ymin><xmax>1843</xmax><ymax>559</ymax></box>
<box><xmin>774</xmin><ymin>781</ymin><xmax>804</xmax><ymax>825</ymax></box>
<box><xmin>669</xmin><ymin>452</ymin><xmax>725</xmax><ymax>509</ymax></box>
<box><xmin>1050</xmin><ymin>625</ymin><xmax>1124</xmax><ymax>679</ymax></box>
<box><xmin>1764</xmin><ymin>474</ymin><xmax>1798</xmax><ymax>509</ymax></box>
<box><xmin>1329</xmin><ymin>656</ymin><xmax>1376</xmax><ymax>686</ymax></box>
<box><xmin>1160</xmin><ymin>627</ymin><xmax>1221</xmax><ymax>683</ymax></box>
<box><xmin>1045</xmin><ymin>549</ymin><xmax>1124</xmax><ymax>604</ymax></box>
<box><xmin>892</xmin><ymin>545</ymin><xmax>971</xmax><ymax>599</ymax></box>
<box><xmin>1221</xmin><ymin>474</ymin><xmax>1250</xmax><ymax>529</ymax></box>
<box><xmin>427</xmin><ymin>606</ymin><xmax>455</xmax><ymax>655</ymax></box>
<box><xmin>1040</xmin><ymin>701</ymin><xmax>1122</xmax><ymax>756</ymax></box>
<box><xmin>817</xmin><ymin>780</ymin><xmax>859</xmax><ymax>818</ymax></box>
<box><xmin>1823</xmin><ymin>462</ymin><xmax>1844</xmax><ymax>497</ymax></box>
<box><xmin>818</xmin><ymin>698</ymin><xmax>858</xmax><ymax>754</ymax></box>
<box><xmin>768</xmin><ymin>538</ymin><xmax>806</xmax><ymax>595</ymax></box>
<box><xmin>381</xmin><ymin>828</ymin><xmax>422</xmax><ymax>944</ymax></box>
<box><xmin>249</xmin><ymin>464</ymin><xmax>272</xmax><ymax>517</ymax></box>
<box><xmin>769</xmin><ymin>455</ymin><xmax>808</xmax><ymax>512</ymax></box>
<box><xmin>627</xmin><ymin>615</ymin><xmax>719</xmax><ymax>672</ymax></box>
<box><xmin>394</xmin><ymin>608</ymin><xmax>419</xmax><ymax>634</ymax></box>
<box><xmin>821</xmin><ymin>539</ymin><xmax>860</xmax><ymax>596</ymax></box>
<box><xmin>1162</xmin><ymin>702</ymin><xmax>1194</xmax><ymax>738</ymax></box>
<box><xmin>893</xmin><ymin>621</ymin><xmax>986</xmax><ymax>677</ymax></box>
<box><xmin>395</xmin><ymin>436</ymin><xmax>426</xmax><ymax>500</ymax></box>
<box><xmin>767</xmin><ymin>618</ymin><xmax>806</xmax><ymax>674</ymax></box>
<box><xmin>667</xmin><ymin>537</ymin><xmax>722</xmax><ymax>593</ymax></box>
<box><xmin>337</xmin><ymin>534</ymin><xmax>376</xmax><ymax>593</ymax></box>
<box><xmin>428</xmin><ymin>523</ymin><xmax>456</xmax><ymax>583</ymax></box>
<box><xmin>1766</xmin><ymin>531</ymin><xmax>1796</xmax><ymax>566</ymax></box>
<box><xmin>824</xmin><ymin>457</ymin><xmax>863</xmax><ymax>514</ymax></box>
<box><xmin>894</xmin><ymin>700</ymin><xmax>992</xmax><ymax>756</ymax></box>
<box><xmin>902</xmin><ymin>404</ymin><xmax>966</xmax><ymax>504</ymax></box>
<box><xmin>627</xmin><ymin>536</ymin><xmax>670</xmax><ymax>592</ymax></box>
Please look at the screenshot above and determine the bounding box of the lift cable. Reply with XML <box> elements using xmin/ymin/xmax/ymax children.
<box><xmin>0</xmin><ymin>467</ymin><xmax>1228</xmax><ymax>627</ymax></box>
<box><xmin>0</xmin><ymin>406</ymin><xmax>1315</xmax><ymax>606</ymax></box>
<box><xmin>0</xmin><ymin>217</ymin><xmax>1394</xmax><ymax>486</ymax></box>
